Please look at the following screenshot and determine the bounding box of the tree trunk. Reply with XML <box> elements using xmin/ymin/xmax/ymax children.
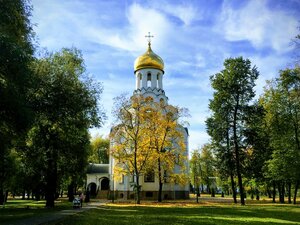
<box><xmin>158</xmin><ymin>158</ymin><xmax>163</xmax><ymax>202</ymax></box>
<box><xmin>278</xmin><ymin>182</ymin><xmax>285</xmax><ymax>203</ymax></box>
<box><xmin>233</xmin><ymin>103</ymin><xmax>244</xmax><ymax>205</ymax></box>
<box><xmin>255</xmin><ymin>189</ymin><xmax>260</xmax><ymax>201</ymax></box>
<box><xmin>272</xmin><ymin>181</ymin><xmax>276</xmax><ymax>203</ymax></box>
<box><xmin>230</xmin><ymin>173</ymin><xmax>237</xmax><ymax>203</ymax></box>
<box><xmin>293</xmin><ymin>180</ymin><xmax>299</xmax><ymax>204</ymax></box>
<box><xmin>5</xmin><ymin>190</ymin><xmax>8</xmax><ymax>202</ymax></box>
<box><xmin>287</xmin><ymin>181</ymin><xmax>292</xmax><ymax>204</ymax></box>
<box><xmin>211</xmin><ymin>188</ymin><xmax>215</xmax><ymax>197</ymax></box>
<box><xmin>0</xmin><ymin>188</ymin><xmax>4</xmax><ymax>205</ymax></box>
<box><xmin>45</xmin><ymin>156</ymin><xmax>57</xmax><ymax>208</ymax></box>
<box><xmin>267</xmin><ymin>184</ymin><xmax>272</xmax><ymax>198</ymax></box>
<box><xmin>68</xmin><ymin>182</ymin><xmax>75</xmax><ymax>202</ymax></box>
<box><xmin>22</xmin><ymin>189</ymin><xmax>26</xmax><ymax>200</ymax></box>
<box><xmin>196</xmin><ymin>185</ymin><xmax>200</xmax><ymax>203</ymax></box>
<box><xmin>136</xmin><ymin>173</ymin><xmax>141</xmax><ymax>204</ymax></box>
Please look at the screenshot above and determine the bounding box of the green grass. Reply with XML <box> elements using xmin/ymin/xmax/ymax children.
<box><xmin>54</xmin><ymin>203</ymin><xmax>300</xmax><ymax>225</ymax></box>
<box><xmin>1</xmin><ymin>198</ymin><xmax>300</xmax><ymax>225</ymax></box>
<box><xmin>0</xmin><ymin>199</ymin><xmax>72</xmax><ymax>224</ymax></box>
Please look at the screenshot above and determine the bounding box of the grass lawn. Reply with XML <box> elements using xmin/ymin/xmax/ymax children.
<box><xmin>0</xmin><ymin>198</ymin><xmax>72</xmax><ymax>225</ymax></box>
<box><xmin>53</xmin><ymin>201</ymin><xmax>300</xmax><ymax>225</ymax></box>
<box><xmin>1</xmin><ymin>197</ymin><xmax>300</xmax><ymax>225</ymax></box>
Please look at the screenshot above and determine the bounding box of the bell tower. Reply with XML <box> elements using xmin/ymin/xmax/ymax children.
<box><xmin>133</xmin><ymin>33</ymin><xmax>168</xmax><ymax>103</ymax></box>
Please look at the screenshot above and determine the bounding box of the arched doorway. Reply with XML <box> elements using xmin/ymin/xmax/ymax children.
<box><xmin>101</xmin><ymin>177</ymin><xmax>109</xmax><ymax>190</ymax></box>
<box><xmin>87</xmin><ymin>182</ymin><xmax>97</xmax><ymax>196</ymax></box>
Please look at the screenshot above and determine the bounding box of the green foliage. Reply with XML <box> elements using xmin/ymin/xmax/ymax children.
<box><xmin>25</xmin><ymin>48</ymin><xmax>105</xmax><ymax>207</ymax></box>
<box><xmin>0</xmin><ymin>0</ymin><xmax>35</xmax><ymax>205</ymax></box>
<box><xmin>190</xmin><ymin>149</ymin><xmax>201</xmax><ymax>190</ymax></box>
<box><xmin>207</xmin><ymin>57</ymin><xmax>259</xmax><ymax>205</ymax></box>
<box><xmin>262</xmin><ymin>67</ymin><xmax>300</xmax><ymax>186</ymax></box>
<box><xmin>88</xmin><ymin>135</ymin><xmax>109</xmax><ymax>164</ymax></box>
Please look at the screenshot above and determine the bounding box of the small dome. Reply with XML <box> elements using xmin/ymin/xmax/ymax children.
<box><xmin>134</xmin><ymin>43</ymin><xmax>164</xmax><ymax>73</ymax></box>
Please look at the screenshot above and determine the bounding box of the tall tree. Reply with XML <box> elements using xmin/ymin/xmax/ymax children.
<box><xmin>110</xmin><ymin>95</ymin><xmax>153</xmax><ymax>204</ymax></box>
<box><xmin>199</xmin><ymin>144</ymin><xmax>216</xmax><ymax>195</ymax></box>
<box><xmin>89</xmin><ymin>135</ymin><xmax>109</xmax><ymax>164</ymax></box>
<box><xmin>27</xmin><ymin>48</ymin><xmax>105</xmax><ymax>207</ymax></box>
<box><xmin>243</xmin><ymin>102</ymin><xmax>272</xmax><ymax>201</ymax></box>
<box><xmin>0</xmin><ymin>0</ymin><xmax>34</xmax><ymax>205</ymax></box>
<box><xmin>262</xmin><ymin>67</ymin><xmax>300</xmax><ymax>204</ymax></box>
<box><xmin>207</xmin><ymin>57</ymin><xmax>259</xmax><ymax>205</ymax></box>
<box><xmin>143</xmin><ymin>100</ymin><xmax>188</xmax><ymax>202</ymax></box>
<box><xmin>190</xmin><ymin>149</ymin><xmax>202</xmax><ymax>203</ymax></box>
<box><xmin>110</xmin><ymin>95</ymin><xmax>188</xmax><ymax>203</ymax></box>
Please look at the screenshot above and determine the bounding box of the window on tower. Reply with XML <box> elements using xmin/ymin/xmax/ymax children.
<box><xmin>147</xmin><ymin>73</ymin><xmax>151</xmax><ymax>87</ymax></box>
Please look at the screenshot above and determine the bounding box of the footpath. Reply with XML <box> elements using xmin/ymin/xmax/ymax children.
<box><xmin>7</xmin><ymin>201</ymin><xmax>106</xmax><ymax>225</ymax></box>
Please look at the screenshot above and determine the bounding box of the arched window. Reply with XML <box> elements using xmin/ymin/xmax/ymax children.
<box><xmin>147</xmin><ymin>73</ymin><xmax>151</xmax><ymax>87</ymax></box>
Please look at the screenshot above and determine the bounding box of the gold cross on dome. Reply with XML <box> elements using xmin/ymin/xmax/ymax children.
<box><xmin>145</xmin><ymin>32</ymin><xmax>154</xmax><ymax>43</ymax></box>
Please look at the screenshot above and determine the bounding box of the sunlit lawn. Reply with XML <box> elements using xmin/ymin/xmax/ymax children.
<box><xmin>1</xmin><ymin>197</ymin><xmax>300</xmax><ymax>225</ymax></box>
<box><xmin>54</xmin><ymin>201</ymin><xmax>300</xmax><ymax>225</ymax></box>
<box><xmin>0</xmin><ymin>198</ymin><xmax>72</xmax><ymax>225</ymax></box>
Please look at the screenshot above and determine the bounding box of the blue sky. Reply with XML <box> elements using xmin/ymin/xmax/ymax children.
<box><xmin>31</xmin><ymin>0</ymin><xmax>300</xmax><ymax>152</ymax></box>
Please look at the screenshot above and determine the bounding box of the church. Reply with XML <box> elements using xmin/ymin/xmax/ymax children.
<box><xmin>86</xmin><ymin>36</ymin><xmax>189</xmax><ymax>200</ymax></box>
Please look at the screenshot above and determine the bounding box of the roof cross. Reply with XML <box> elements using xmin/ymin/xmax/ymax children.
<box><xmin>145</xmin><ymin>32</ymin><xmax>154</xmax><ymax>44</ymax></box>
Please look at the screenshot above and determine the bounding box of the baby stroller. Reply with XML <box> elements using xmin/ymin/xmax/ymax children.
<box><xmin>73</xmin><ymin>197</ymin><xmax>81</xmax><ymax>208</ymax></box>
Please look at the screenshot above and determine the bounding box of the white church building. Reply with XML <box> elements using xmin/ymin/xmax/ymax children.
<box><xmin>86</xmin><ymin>38</ymin><xmax>189</xmax><ymax>200</ymax></box>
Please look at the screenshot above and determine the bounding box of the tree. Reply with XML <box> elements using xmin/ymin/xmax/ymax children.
<box><xmin>190</xmin><ymin>149</ymin><xmax>202</xmax><ymax>203</ymax></box>
<box><xmin>0</xmin><ymin>0</ymin><xmax>34</xmax><ymax>205</ymax></box>
<box><xmin>207</xmin><ymin>57</ymin><xmax>259</xmax><ymax>205</ymax></box>
<box><xmin>262</xmin><ymin>67</ymin><xmax>300</xmax><ymax>204</ymax></box>
<box><xmin>27</xmin><ymin>48</ymin><xmax>105</xmax><ymax>207</ymax></box>
<box><xmin>89</xmin><ymin>135</ymin><xmax>109</xmax><ymax>164</ymax></box>
<box><xmin>143</xmin><ymin>100</ymin><xmax>188</xmax><ymax>202</ymax></box>
<box><xmin>206</xmin><ymin>118</ymin><xmax>237</xmax><ymax>203</ymax></box>
<box><xmin>199</xmin><ymin>144</ymin><xmax>216</xmax><ymax>196</ymax></box>
<box><xmin>110</xmin><ymin>94</ymin><xmax>188</xmax><ymax>203</ymax></box>
<box><xmin>243</xmin><ymin>102</ymin><xmax>273</xmax><ymax>201</ymax></box>
<box><xmin>110</xmin><ymin>95</ymin><xmax>153</xmax><ymax>204</ymax></box>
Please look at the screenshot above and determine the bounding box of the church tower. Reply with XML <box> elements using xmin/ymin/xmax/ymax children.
<box><xmin>133</xmin><ymin>34</ymin><xmax>168</xmax><ymax>105</ymax></box>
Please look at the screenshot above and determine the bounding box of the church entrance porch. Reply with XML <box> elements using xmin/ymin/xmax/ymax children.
<box><xmin>101</xmin><ymin>177</ymin><xmax>109</xmax><ymax>190</ymax></box>
<box><xmin>87</xmin><ymin>182</ymin><xmax>97</xmax><ymax>196</ymax></box>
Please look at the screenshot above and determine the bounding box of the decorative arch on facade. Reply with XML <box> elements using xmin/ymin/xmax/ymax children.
<box><xmin>99</xmin><ymin>177</ymin><xmax>110</xmax><ymax>190</ymax></box>
<box><xmin>87</xmin><ymin>182</ymin><xmax>97</xmax><ymax>196</ymax></box>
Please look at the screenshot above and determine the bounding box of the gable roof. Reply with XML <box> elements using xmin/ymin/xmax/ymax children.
<box><xmin>87</xmin><ymin>163</ymin><xmax>109</xmax><ymax>174</ymax></box>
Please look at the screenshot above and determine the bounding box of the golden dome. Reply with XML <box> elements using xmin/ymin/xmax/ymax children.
<box><xmin>134</xmin><ymin>43</ymin><xmax>164</xmax><ymax>73</ymax></box>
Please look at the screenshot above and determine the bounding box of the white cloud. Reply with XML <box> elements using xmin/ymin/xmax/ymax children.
<box><xmin>218</xmin><ymin>0</ymin><xmax>298</xmax><ymax>52</ymax></box>
<box><xmin>79</xmin><ymin>3</ymin><xmax>172</xmax><ymax>53</ymax></box>
<box><xmin>159</xmin><ymin>2</ymin><xmax>200</xmax><ymax>26</ymax></box>
<box><xmin>188</xmin><ymin>130</ymin><xmax>210</xmax><ymax>152</ymax></box>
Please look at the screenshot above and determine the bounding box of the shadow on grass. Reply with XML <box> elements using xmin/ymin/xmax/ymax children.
<box><xmin>0</xmin><ymin>199</ymin><xmax>73</xmax><ymax>224</ymax></box>
<box><xmin>54</xmin><ymin>204</ymin><xmax>300</xmax><ymax>225</ymax></box>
